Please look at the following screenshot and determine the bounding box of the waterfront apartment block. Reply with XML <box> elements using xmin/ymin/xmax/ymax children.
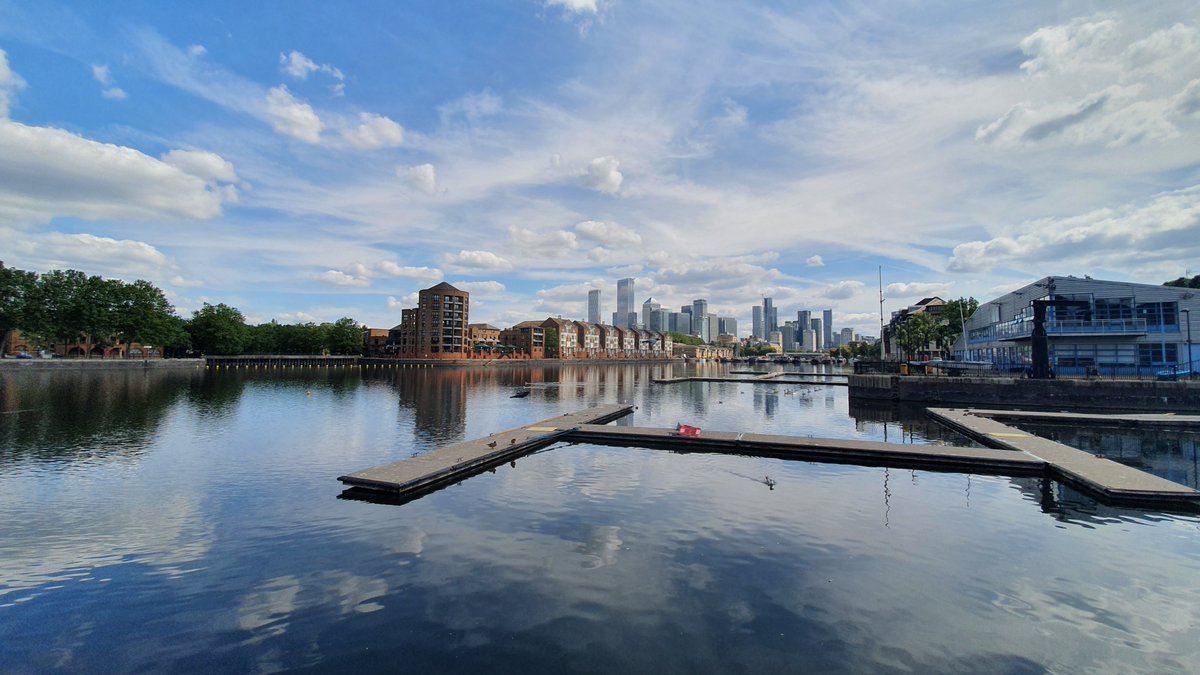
<box><xmin>390</xmin><ymin>282</ymin><xmax>470</xmax><ymax>359</ymax></box>
<box><xmin>467</xmin><ymin>323</ymin><xmax>500</xmax><ymax>352</ymax></box>
<box><xmin>956</xmin><ymin>276</ymin><xmax>1199</xmax><ymax>376</ymax></box>
<box><xmin>499</xmin><ymin>321</ymin><xmax>546</xmax><ymax>359</ymax></box>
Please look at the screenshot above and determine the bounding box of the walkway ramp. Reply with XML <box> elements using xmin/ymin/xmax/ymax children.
<box><xmin>338</xmin><ymin>404</ymin><xmax>633</xmax><ymax>496</ymax></box>
<box><xmin>928</xmin><ymin>408</ymin><xmax>1199</xmax><ymax>506</ymax></box>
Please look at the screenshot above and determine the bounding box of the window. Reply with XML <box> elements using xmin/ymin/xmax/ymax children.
<box><xmin>1138</xmin><ymin>343</ymin><xmax>1178</xmax><ymax>366</ymax></box>
<box><xmin>1137</xmin><ymin>302</ymin><xmax>1178</xmax><ymax>327</ymax></box>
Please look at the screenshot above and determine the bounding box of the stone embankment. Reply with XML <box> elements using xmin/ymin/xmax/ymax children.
<box><xmin>849</xmin><ymin>374</ymin><xmax>1200</xmax><ymax>411</ymax></box>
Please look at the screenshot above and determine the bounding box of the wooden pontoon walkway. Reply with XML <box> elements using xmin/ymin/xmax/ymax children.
<box><xmin>339</xmin><ymin>404</ymin><xmax>1199</xmax><ymax>508</ymax></box>
<box><xmin>654</xmin><ymin>371</ymin><xmax>849</xmax><ymax>386</ymax></box>
<box><xmin>928</xmin><ymin>408</ymin><xmax>1199</xmax><ymax>506</ymax></box>
<box><xmin>338</xmin><ymin>404</ymin><xmax>633</xmax><ymax>497</ymax></box>
<box><xmin>958</xmin><ymin>408</ymin><xmax>1200</xmax><ymax>430</ymax></box>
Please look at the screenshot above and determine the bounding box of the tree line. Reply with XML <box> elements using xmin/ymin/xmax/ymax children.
<box><xmin>0</xmin><ymin>263</ymin><xmax>364</xmax><ymax>357</ymax></box>
<box><xmin>892</xmin><ymin>297</ymin><xmax>978</xmax><ymax>360</ymax></box>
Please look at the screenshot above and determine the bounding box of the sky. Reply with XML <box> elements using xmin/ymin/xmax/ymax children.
<box><xmin>1</xmin><ymin>0</ymin><xmax>1199</xmax><ymax>337</ymax></box>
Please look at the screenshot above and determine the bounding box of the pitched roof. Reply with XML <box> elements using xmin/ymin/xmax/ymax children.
<box><xmin>425</xmin><ymin>281</ymin><xmax>464</xmax><ymax>293</ymax></box>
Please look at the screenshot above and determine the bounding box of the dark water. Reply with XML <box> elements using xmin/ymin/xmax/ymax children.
<box><xmin>1011</xmin><ymin>421</ymin><xmax>1200</xmax><ymax>491</ymax></box>
<box><xmin>1</xmin><ymin>363</ymin><xmax>1199</xmax><ymax>673</ymax></box>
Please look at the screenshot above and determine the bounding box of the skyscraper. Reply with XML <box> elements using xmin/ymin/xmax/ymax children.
<box><xmin>588</xmin><ymin>289</ymin><xmax>601</xmax><ymax>324</ymax></box>
<box><xmin>642</xmin><ymin>298</ymin><xmax>661</xmax><ymax>327</ymax></box>
<box><xmin>797</xmin><ymin>310</ymin><xmax>811</xmax><ymax>337</ymax></box>
<box><xmin>810</xmin><ymin>317</ymin><xmax>823</xmax><ymax>350</ymax></box>
<box><xmin>763</xmin><ymin>297</ymin><xmax>777</xmax><ymax>334</ymax></box>
<box><xmin>752</xmin><ymin>305</ymin><xmax>763</xmax><ymax>339</ymax></box>
<box><xmin>691</xmin><ymin>299</ymin><xmax>708</xmax><ymax>337</ymax></box>
<box><xmin>823</xmin><ymin>309</ymin><xmax>833</xmax><ymax>349</ymax></box>
<box><xmin>719</xmin><ymin>317</ymin><xmax>737</xmax><ymax>337</ymax></box>
<box><xmin>615</xmin><ymin>278</ymin><xmax>635</xmax><ymax>328</ymax></box>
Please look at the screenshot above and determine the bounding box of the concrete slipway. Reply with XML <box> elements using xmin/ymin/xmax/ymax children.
<box><xmin>339</xmin><ymin>405</ymin><xmax>1199</xmax><ymax>509</ymax></box>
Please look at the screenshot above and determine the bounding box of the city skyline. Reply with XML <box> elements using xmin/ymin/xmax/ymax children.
<box><xmin>1</xmin><ymin>2</ymin><xmax>1198</xmax><ymax>338</ymax></box>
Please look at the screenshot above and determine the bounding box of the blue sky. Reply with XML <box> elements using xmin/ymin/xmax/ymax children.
<box><xmin>2</xmin><ymin>0</ymin><xmax>1199</xmax><ymax>336</ymax></box>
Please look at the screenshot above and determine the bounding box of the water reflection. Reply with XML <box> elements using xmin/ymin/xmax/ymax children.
<box><xmin>3</xmin><ymin>365</ymin><xmax>1200</xmax><ymax>673</ymax></box>
<box><xmin>0</xmin><ymin>369</ymin><xmax>201</xmax><ymax>467</ymax></box>
<box><xmin>1012</xmin><ymin>423</ymin><xmax>1200</xmax><ymax>490</ymax></box>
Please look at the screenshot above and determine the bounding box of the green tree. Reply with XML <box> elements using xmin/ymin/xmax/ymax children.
<box><xmin>668</xmin><ymin>331</ymin><xmax>705</xmax><ymax>346</ymax></box>
<box><xmin>112</xmin><ymin>279</ymin><xmax>180</xmax><ymax>350</ymax></box>
<box><xmin>0</xmin><ymin>263</ymin><xmax>38</xmax><ymax>355</ymax></box>
<box><xmin>28</xmin><ymin>269</ymin><xmax>108</xmax><ymax>355</ymax></box>
<box><xmin>544</xmin><ymin>327</ymin><xmax>559</xmax><ymax>358</ymax></box>
<box><xmin>325</xmin><ymin>317</ymin><xmax>364</xmax><ymax>355</ymax></box>
<box><xmin>936</xmin><ymin>297</ymin><xmax>979</xmax><ymax>355</ymax></box>
<box><xmin>188</xmin><ymin>303</ymin><xmax>249</xmax><ymax>355</ymax></box>
<box><xmin>895</xmin><ymin>312</ymin><xmax>939</xmax><ymax>359</ymax></box>
<box><xmin>1164</xmin><ymin>275</ymin><xmax>1200</xmax><ymax>289</ymax></box>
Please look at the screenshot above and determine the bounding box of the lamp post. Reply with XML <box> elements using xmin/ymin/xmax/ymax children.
<box><xmin>1183</xmin><ymin>308</ymin><xmax>1193</xmax><ymax>378</ymax></box>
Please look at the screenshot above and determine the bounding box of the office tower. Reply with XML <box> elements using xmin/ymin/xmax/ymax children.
<box><xmin>810</xmin><ymin>317</ymin><xmax>823</xmax><ymax>350</ymax></box>
<box><xmin>782</xmin><ymin>322</ymin><xmax>796</xmax><ymax>352</ymax></box>
<box><xmin>719</xmin><ymin>317</ymin><xmax>737</xmax><ymax>337</ymax></box>
<box><xmin>706</xmin><ymin>315</ymin><xmax>720</xmax><ymax>342</ymax></box>
<box><xmin>802</xmin><ymin>329</ymin><xmax>816</xmax><ymax>351</ymax></box>
<box><xmin>839</xmin><ymin>327</ymin><xmax>854</xmax><ymax>346</ymax></box>
<box><xmin>763</xmin><ymin>297</ymin><xmax>777</xmax><ymax>333</ymax></box>
<box><xmin>586</xmin><ymin>289</ymin><xmax>600</xmax><ymax>324</ymax></box>
<box><xmin>823</xmin><ymin>309</ymin><xmax>833</xmax><ymax>349</ymax></box>
<box><xmin>642</xmin><ymin>298</ymin><xmax>661</xmax><ymax>327</ymax></box>
<box><xmin>648</xmin><ymin>308</ymin><xmax>669</xmax><ymax>332</ymax></box>
<box><xmin>616</xmin><ymin>278</ymin><xmax>635</xmax><ymax>328</ymax></box>
<box><xmin>797</xmin><ymin>310</ymin><xmax>811</xmax><ymax>334</ymax></box>
<box><xmin>691</xmin><ymin>299</ymin><xmax>708</xmax><ymax>337</ymax></box>
<box><xmin>752</xmin><ymin>306</ymin><xmax>763</xmax><ymax>338</ymax></box>
<box><xmin>668</xmin><ymin>312</ymin><xmax>685</xmax><ymax>333</ymax></box>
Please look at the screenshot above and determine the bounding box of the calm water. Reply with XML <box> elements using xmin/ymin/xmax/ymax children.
<box><xmin>1</xmin><ymin>363</ymin><xmax>1199</xmax><ymax>674</ymax></box>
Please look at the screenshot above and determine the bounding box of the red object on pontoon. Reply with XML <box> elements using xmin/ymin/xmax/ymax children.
<box><xmin>676</xmin><ymin>423</ymin><xmax>701</xmax><ymax>438</ymax></box>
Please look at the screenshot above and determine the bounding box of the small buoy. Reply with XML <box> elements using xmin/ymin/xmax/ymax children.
<box><xmin>306</xmin><ymin>391</ymin><xmax>312</xmax><ymax>396</ymax></box>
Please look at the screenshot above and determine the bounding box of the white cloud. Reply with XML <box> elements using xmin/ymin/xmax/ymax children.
<box><xmin>264</xmin><ymin>85</ymin><xmax>323</xmax><ymax>143</ymax></box>
<box><xmin>947</xmin><ymin>185</ymin><xmax>1200</xmax><ymax>273</ymax></box>
<box><xmin>444</xmin><ymin>250</ymin><xmax>514</xmax><ymax>271</ymax></box>
<box><xmin>279</xmin><ymin>50</ymin><xmax>344</xmax><ymax>84</ymax></box>
<box><xmin>0</xmin><ymin>120</ymin><xmax>225</xmax><ymax>224</ymax></box>
<box><xmin>0</xmin><ymin>49</ymin><xmax>28</xmax><ymax>118</ymax></box>
<box><xmin>806</xmin><ymin>255</ymin><xmax>824</xmax><ymax>267</ymax></box>
<box><xmin>280</xmin><ymin>51</ymin><xmax>319</xmax><ymax>79</ymax></box>
<box><xmin>313</xmin><ymin>270</ymin><xmax>370</xmax><ymax>287</ymax></box>
<box><xmin>884</xmin><ymin>281</ymin><xmax>952</xmax><ymax>297</ymax></box>
<box><xmin>399</xmin><ymin>163</ymin><xmax>436</xmax><ymax>194</ymax></box>
<box><xmin>507</xmin><ymin>226</ymin><xmax>578</xmax><ymax>257</ymax></box>
<box><xmin>341</xmin><ymin>112</ymin><xmax>404</xmax><ymax>149</ymax></box>
<box><xmin>438</xmin><ymin>90</ymin><xmax>502</xmax><ymax>125</ymax></box>
<box><xmin>275</xmin><ymin>311</ymin><xmax>318</xmax><ymax>323</ymax></box>
<box><xmin>452</xmin><ymin>280</ymin><xmax>505</xmax><ymax>295</ymax></box>
<box><xmin>160</xmin><ymin>149</ymin><xmax>239</xmax><ymax>183</ymax></box>
<box><xmin>90</xmin><ymin>63</ymin><xmax>126</xmax><ymax>100</ymax></box>
<box><xmin>386</xmin><ymin>296</ymin><xmax>404</xmax><ymax>311</ymax></box>
<box><xmin>574</xmin><ymin>220</ymin><xmax>642</xmax><ymax>247</ymax></box>
<box><xmin>187</xmin><ymin>44</ymin><xmax>207</xmax><ymax>58</ymax></box>
<box><xmin>977</xmin><ymin>17</ymin><xmax>1200</xmax><ymax>148</ymax></box>
<box><xmin>822</xmin><ymin>280</ymin><xmax>865</xmax><ymax>299</ymax></box>
<box><xmin>170</xmin><ymin>275</ymin><xmax>205</xmax><ymax>288</ymax></box>
<box><xmin>375</xmin><ymin>262</ymin><xmax>442</xmax><ymax>280</ymax></box>
<box><xmin>546</xmin><ymin>0</ymin><xmax>598</xmax><ymax>15</ymax></box>
<box><xmin>581</xmin><ymin>156</ymin><xmax>623</xmax><ymax>193</ymax></box>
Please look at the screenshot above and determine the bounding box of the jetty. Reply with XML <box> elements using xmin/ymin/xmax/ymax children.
<box><xmin>339</xmin><ymin>404</ymin><xmax>1199</xmax><ymax>509</ymax></box>
<box><xmin>338</xmin><ymin>404</ymin><xmax>633</xmax><ymax>500</ymax></box>
<box><xmin>654</xmin><ymin>371</ymin><xmax>849</xmax><ymax>386</ymax></box>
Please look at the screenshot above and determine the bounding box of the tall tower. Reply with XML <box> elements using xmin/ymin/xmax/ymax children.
<box><xmin>763</xmin><ymin>297</ymin><xmax>777</xmax><ymax>334</ymax></box>
<box><xmin>752</xmin><ymin>305</ymin><xmax>763</xmax><ymax>339</ymax></box>
<box><xmin>588</xmin><ymin>289</ymin><xmax>601</xmax><ymax>324</ymax></box>
<box><xmin>823</xmin><ymin>309</ymin><xmax>833</xmax><ymax>350</ymax></box>
<box><xmin>615</xmin><ymin>278</ymin><xmax>635</xmax><ymax>328</ymax></box>
<box><xmin>691</xmin><ymin>299</ymin><xmax>708</xmax><ymax>337</ymax></box>
<box><xmin>642</xmin><ymin>297</ymin><xmax>661</xmax><ymax>327</ymax></box>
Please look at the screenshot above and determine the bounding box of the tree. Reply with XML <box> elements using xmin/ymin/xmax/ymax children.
<box><xmin>669</xmin><ymin>331</ymin><xmax>705</xmax><ymax>346</ymax></box>
<box><xmin>325</xmin><ymin>318</ymin><xmax>363</xmax><ymax>355</ymax></box>
<box><xmin>1164</xmin><ymin>275</ymin><xmax>1200</xmax><ymax>289</ymax></box>
<box><xmin>113</xmin><ymin>280</ymin><xmax>180</xmax><ymax>350</ymax></box>
<box><xmin>936</xmin><ymin>297</ymin><xmax>979</xmax><ymax>355</ymax></box>
<box><xmin>28</xmin><ymin>269</ymin><xmax>100</xmax><ymax>353</ymax></box>
<box><xmin>0</xmin><ymin>263</ymin><xmax>37</xmax><ymax>355</ymax></box>
<box><xmin>544</xmin><ymin>327</ymin><xmax>559</xmax><ymax>358</ymax></box>
<box><xmin>895</xmin><ymin>312</ymin><xmax>939</xmax><ymax>359</ymax></box>
<box><xmin>188</xmin><ymin>303</ymin><xmax>249</xmax><ymax>355</ymax></box>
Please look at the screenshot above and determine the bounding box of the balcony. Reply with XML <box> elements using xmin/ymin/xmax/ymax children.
<box><xmin>978</xmin><ymin>318</ymin><xmax>1152</xmax><ymax>342</ymax></box>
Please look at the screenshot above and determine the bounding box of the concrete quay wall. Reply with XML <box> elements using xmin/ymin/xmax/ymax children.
<box><xmin>849</xmin><ymin>374</ymin><xmax>1200</xmax><ymax>411</ymax></box>
<box><xmin>0</xmin><ymin>358</ymin><xmax>204</xmax><ymax>371</ymax></box>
